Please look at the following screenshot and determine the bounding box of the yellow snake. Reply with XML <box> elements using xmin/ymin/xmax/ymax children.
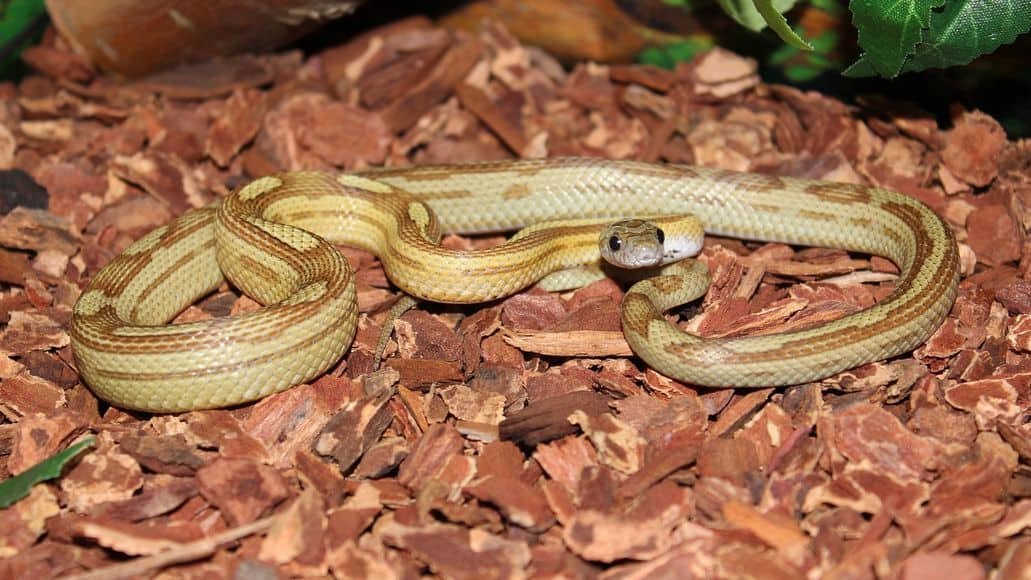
<box><xmin>70</xmin><ymin>158</ymin><xmax>959</xmax><ymax>412</ymax></box>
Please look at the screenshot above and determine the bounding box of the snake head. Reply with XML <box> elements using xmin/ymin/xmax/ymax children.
<box><xmin>600</xmin><ymin>217</ymin><xmax>703</xmax><ymax>269</ymax></box>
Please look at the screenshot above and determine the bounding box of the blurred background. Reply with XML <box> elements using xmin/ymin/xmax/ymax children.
<box><xmin>2</xmin><ymin>0</ymin><xmax>1029</xmax><ymax>136</ymax></box>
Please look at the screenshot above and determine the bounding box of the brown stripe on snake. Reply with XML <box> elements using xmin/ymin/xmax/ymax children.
<box><xmin>269</xmin><ymin>203</ymin><xmax>630</xmax><ymax>292</ymax></box>
<box><xmin>129</xmin><ymin>239</ymin><xmax>217</xmax><ymax>322</ymax></box>
<box><xmin>796</xmin><ymin>209</ymin><xmax>839</xmax><ymax>223</ymax></box>
<box><xmin>75</xmin><ymin>277</ymin><xmax>350</xmax><ymax>353</ymax></box>
<box><xmin>227</xmin><ymin>253</ymin><xmax>283</xmax><ymax>289</ymax></box>
<box><xmin>502</xmin><ymin>183</ymin><xmax>532</xmax><ymax>200</ymax></box>
<box><xmin>609</xmin><ymin>162</ymin><xmax>696</xmax><ymax>181</ymax></box>
<box><xmin>713</xmin><ymin>171</ymin><xmax>789</xmax><ymax>193</ymax></box>
<box><xmin>216</xmin><ymin>215</ymin><xmax>318</xmax><ymax>277</ymax></box>
<box><xmin>749</xmin><ymin>203</ymin><xmax>786</xmax><ymax>215</ymax></box>
<box><xmin>95</xmin><ymin>212</ymin><xmax>213</xmax><ymax>298</ymax></box>
<box><xmin>849</xmin><ymin>216</ymin><xmax>875</xmax><ymax>229</ymax></box>
<box><xmin>801</xmin><ymin>181</ymin><xmax>877</xmax><ymax>205</ymax></box>
<box><xmin>365</xmin><ymin>160</ymin><xmax>559</xmax><ymax>181</ymax></box>
<box><xmin>87</xmin><ymin>314</ymin><xmax>346</xmax><ymax>378</ymax></box>
<box><xmin>80</xmin><ymin>299</ymin><xmax>352</xmax><ymax>356</ymax></box>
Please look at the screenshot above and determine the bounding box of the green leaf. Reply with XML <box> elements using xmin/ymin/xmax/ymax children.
<box><xmin>717</xmin><ymin>0</ymin><xmax>799</xmax><ymax>31</ymax></box>
<box><xmin>767</xmin><ymin>41</ymin><xmax>798</xmax><ymax>65</ymax></box>
<box><xmin>766</xmin><ymin>28</ymin><xmax>841</xmax><ymax>78</ymax></box>
<box><xmin>638</xmin><ymin>37</ymin><xmax>716</xmax><ymax>69</ymax></box>
<box><xmin>0</xmin><ymin>437</ymin><xmax>95</xmax><ymax>508</ymax></box>
<box><xmin>842</xmin><ymin>54</ymin><xmax>878</xmax><ymax>76</ymax></box>
<box><xmin>847</xmin><ymin>0</ymin><xmax>1031</xmax><ymax>77</ymax></box>
<box><xmin>754</xmin><ymin>0</ymin><xmax>814</xmax><ymax>49</ymax></box>
<box><xmin>810</xmin><ymin>28</ymin><xmax>840</xmax><ymax>53</ymax></box>
<box><xmin>639</xmin><ymin>46</ymin><xmax>675</xmax><ymax>70</ymax></box>
<box><xmin>901</xmin><ymin>0</ymin><xmax>1031</xmax><ymax>73</ymax></box>
<box><xmin>849</xmin><ymin>0</ymin><xmax>944</xmax><ymax>77</ymax></box>
<box><xmin>0</xmin><ymin>0</ymin><xmax>49</xmax><ymax>78</ymax></box>
<box><xmin>785</xmin><ymin>63</ymin><xmax>824</xmax><ymax>81</ymax></box>
<box><xmin>663</xmin><ymin>0</ymin><xmax>717</xmax><ymax>8</ymax></box>
<box><xmin>810</xmin><ymin>0</ymin><xmax>846</xmax><ymax>14</ymax></box>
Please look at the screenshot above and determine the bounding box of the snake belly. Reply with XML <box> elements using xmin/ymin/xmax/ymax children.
<box><xmin>71</xmin><ymin>158</ymin><xmax>959</xmax><ymax>412</ymax></box>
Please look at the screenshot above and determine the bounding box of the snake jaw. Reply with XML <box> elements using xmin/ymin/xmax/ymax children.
<box><xmin>661</xmin><ymin>233</ymin><xmax>703</xmax><ymax>265</ymax></box>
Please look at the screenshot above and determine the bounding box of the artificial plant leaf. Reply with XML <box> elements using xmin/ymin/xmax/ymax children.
<box><xmin>846</xmin><ymin>0</ymin><xmax>1031</xmax><ymax>77</ymax></box>
<box><xmin>717</xmin><ymin>0</ymin><xmax>799</xmax><ymax>32</ymax></box>
<box><xmin>0</xmin><ymin>437</ymin><xmax>95</xmax><ymax>508</ymax></box>
<box><xmin>842</xmin><ymin>54</ymin><xmax>878</xmax><ymax>76</ymax></box>
<box><xmin>849</xmin><ymin>0</ymin><xmax>945</xmax><ymax>77</ymax></box>
<box><xmin>900</xmin><ymin>0</ymin><xmax>1031</xmax><ymax>74</ymax></box>
<box><xmin>639</xmin><ymin>36</ymin><xmax>716</xmax><ymax>69</ymax></box>
<box><xmin>753</xmin><ymin>0</ymin><xmax>814</xmax><ymax>49</ymax></box>
<box><xmin>0</xmin><ymin>0</ymin><xmax>48</xmax><ymax>75</ymax></box>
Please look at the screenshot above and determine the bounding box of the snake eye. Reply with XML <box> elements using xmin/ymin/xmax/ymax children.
<box><xmin>608</xmin><ymin>235</ymin><xmax>622</xmax><ymax>252</ymax></box>
<box><xmin>655</xmin><ymin>228</ymin><xmax>665</xmax><ymax>244</ymax></box>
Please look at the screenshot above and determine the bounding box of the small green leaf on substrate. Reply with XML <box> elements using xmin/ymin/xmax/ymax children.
<box><xmin>0</xmin><ymin>437</ymin><xmax>95</xmax><ymax>508</ymax></box>
<box><xmin>847</xmin><ymin>0</ymin><xmax>1031</xmax><ymax>77</ymax></box>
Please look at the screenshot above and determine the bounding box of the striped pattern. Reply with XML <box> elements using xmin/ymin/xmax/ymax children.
<box><xmin>70</xmin><ymin>158</ymin><xmax>958</xmax><ymax>412</ymax></box>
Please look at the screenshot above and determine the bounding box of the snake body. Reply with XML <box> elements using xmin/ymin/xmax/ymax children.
<box><xmin>71</xmin><ymin>158</ymin><xmax>959</xmax><ymax>412</ymax></box>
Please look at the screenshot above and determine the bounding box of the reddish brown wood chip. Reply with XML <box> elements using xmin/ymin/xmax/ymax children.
<box><xmin>966</xmin><ymin>203</ymin><xmax>1022</xmax><ymax>266</ymax></box>
<box><xmin>127</xmin><ymin>54</ymin><xmax>283</xmax><ymax>100</ymax></box>
<box><xmin>0</xmin><ymin>207</ymin><xmax>79</xmax><ymax>255</ymax></box>
<box><xmin>315</xmin><ymin>381</ymin><xmax>396</xmax><ymax>473</ymax></box>
<box><xmin>196</xmin><ymin>458</ymin><xmax>291</xmax><ymax>526</ymax></box>
<box><xmin>941</xmin><ymin>111</ymin><xmax>1007</xmax><ymax>188</ymax></box>
<box><xmin>499</xmin><ymin>391</ymin><xmax>612</xmax><ymax>446</ymax></box>
<box><xmin>465</xmin><ymin>475</ymin><xmax>555</xmax><ymax>532</ymax></box>
<box><xmin>830</xmin><ymin>404</ymin><xmax>938</xmax><ymax>481</ymax></box>
<box><xmin>380</xmin><ymin>518</ymin><xmax>530</xmax><ymax>578</ymax></box>
<box><xmin>206</xmin><ymin>88</ymin><xmax>267</xmax><ymax>167</ymax></box>
<box><xmin>118</xmin><ymin>432</ymin><xmax>206</xmax><ymax>476</ymax></box>
<box><xmin>397</xmin><ymin>423</ymin><xmax>465</xmax><ymax>489</ymax></box>
<box><xmin>92</xmin><ymin>475</ymin><xmax>199</xmax><ymax>522</ymax></box>
<box><xmin>562</xmin><ymin>506</ymin><xmax>682</xmax><ymax>563</ymax></box>
<box><xmin>378</xmin><ymin>35</ymin><xmax>483</xmax><ymax>133</ymax></box>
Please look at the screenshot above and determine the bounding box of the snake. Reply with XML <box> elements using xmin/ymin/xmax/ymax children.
<box><xmin>70</xmin><ymin>158</ymin><xmax>959</xmax><ymax>413</ymax></box>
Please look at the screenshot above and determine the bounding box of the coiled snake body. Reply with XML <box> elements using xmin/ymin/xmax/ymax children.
<box><xmin>71</xmin><ymin>158</ymin><xmax>959</xmax><ymax>412</ymax></box>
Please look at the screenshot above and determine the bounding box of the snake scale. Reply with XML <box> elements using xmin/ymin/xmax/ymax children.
<box><xmin>70</xmin><ymin>158</ymin><xmax>960</xmax><ymax>412</ymax></box>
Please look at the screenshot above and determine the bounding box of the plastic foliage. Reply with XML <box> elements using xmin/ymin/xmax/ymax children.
<box><xmin>661</xmin><ymin>0</ymin><xmax>1031</xmax><ymax>78</ymax></box>
<box><xmin>0</xmin><ymin>0</ymin><xmax>48</xmax><ymax>78</ymax></box>
<box><xmin>0</xmin><ymin>437</ymin><xmax>95</xmax><ymax>508</ymax></box>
